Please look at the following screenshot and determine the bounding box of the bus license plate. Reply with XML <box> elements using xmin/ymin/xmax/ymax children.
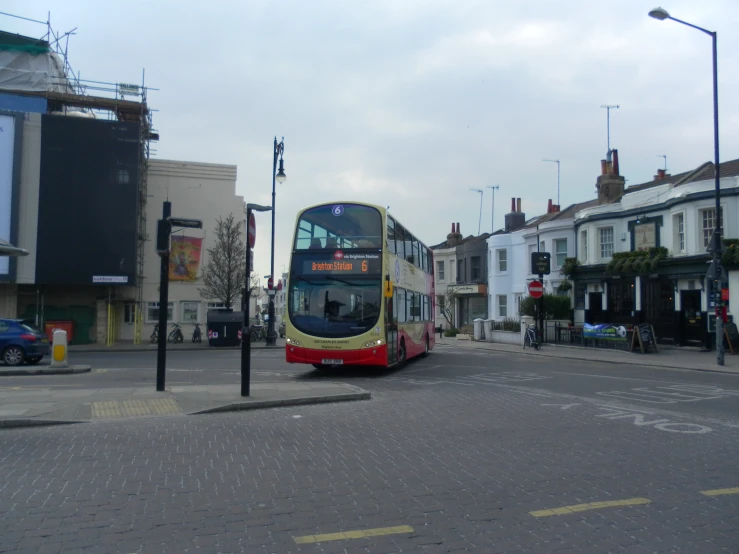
<box><xmin>322</xmin><ymin>359</ymin><xmax>343</xmax><ymax>365</ymax></box>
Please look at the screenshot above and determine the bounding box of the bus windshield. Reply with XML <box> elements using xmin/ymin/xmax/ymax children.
<box><xmin>294</xmin><ymin>204</ymin><xmax>382</xmax><ymax>250</ymax></box>
<box><xmin>288</xmin><ymin>275</ymin><xmax>381</xmax><ymax>338</ymax></box>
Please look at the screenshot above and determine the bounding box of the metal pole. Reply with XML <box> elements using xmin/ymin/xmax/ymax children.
<box><xmin>156</xmin><ymin>201</ymin><xmax>171</xmax><ymax>392</ymax></box>
<box><xmin>242</xmin><ymin>209</ymin><xmax>252</xmax><ymax>396</ymax></box>
<box><xmin>487</xmin><ymin>185</ymin><xmax>499</xmax><ymax>234</ymax></box>
<box><xmin>268</xmin><ymin>138</ymin><xmax>278</xmax><ymax>347</ymax></box>
<box><xmin>711</xmin><ymin>31</ymin><xmax>724</xmax><ymax>366</ymax></box>
<box><xmin>557</xmin><ymin>162</ymin><xmax>560</xmax><ymax>207</ymax></box>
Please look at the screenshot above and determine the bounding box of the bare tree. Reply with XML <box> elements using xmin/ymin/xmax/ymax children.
<box><xmin>438</xmin><ymin>290</ymin><xmax>457</xmax><ymax>328</ymax></box>
<box><xmin>199</xmin><ymin>214</ymin><xmax>246</xmax><ymax>309</ymax></box>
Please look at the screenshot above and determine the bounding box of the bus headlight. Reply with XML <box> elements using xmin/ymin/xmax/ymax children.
<box><xmin>286</xmin><ymin>337</ymin><xmax>302</xmax><ymax>347</ymax></box>
<box><xmin>363</xmin><ymin>339</ymin><xmax>383</xmax><ymax>348</ymax></box>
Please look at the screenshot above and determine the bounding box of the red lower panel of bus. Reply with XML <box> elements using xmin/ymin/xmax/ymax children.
<box><xmin>286</xmin><ymin>344</ymin><xmax>389</xmax><ymax>367</ymax></box>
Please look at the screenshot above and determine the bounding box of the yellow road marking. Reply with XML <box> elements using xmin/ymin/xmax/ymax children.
<box><xmin>530</xmin><ymin>497</ymin><xmax>651</xmax><ymax>517</ymax></box>
<box><xmin>701</xmin><ymin>487</ymin><xmax>739</xmax><ymax>497</ymax></box>
<box><xmin>294</xmin><ymin>525</ymin><xmax>413</xmax><ymax>544</ymax></box>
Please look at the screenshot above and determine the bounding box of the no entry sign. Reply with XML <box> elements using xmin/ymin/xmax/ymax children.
<box><xmin>528</xmin><ymin>280</ymin><xmax>544</xmax><ymax>298</ymax></box>
<box><xmin>247</xmin><ymin>212</ymin><xmax>256</xmax><ymax>249</ymax></box>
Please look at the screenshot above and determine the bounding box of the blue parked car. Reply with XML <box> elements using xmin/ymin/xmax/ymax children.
<box><xmin>0</xmin><ymin>319</ymin><xmax>51</xmax><ymax>366</ymax></box>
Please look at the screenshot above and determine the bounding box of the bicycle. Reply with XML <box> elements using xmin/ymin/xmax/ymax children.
<box><xmin>192</xmin><ymin>323</ymin><xmax>202</xmax><ymax>343</ymax></box>
<box><xmin>523</xmin><ymin>324</ymin><xmax>541</xmax><ymax>350</ymax></box>
<box><xmin>150</xmin><ymin>324</ymin><xmax>159</xmax><ymax>344</ymax></box>
<box><xmin>250</xmin><ymin>325</ymin><xmax>266</xmax><ymax>342</ymax></box>
<box><xmin>168</xmin><ymin>323</ymin><xmax>184</xmax><ymax>343</ymax></box>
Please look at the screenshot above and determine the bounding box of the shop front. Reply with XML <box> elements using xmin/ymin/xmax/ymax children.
<box><xmin>448</xmin><ymin>284</ymin><xmax>488</xmax><ymax>329</ymax></box>
<box><xmin>575</xmin><ymin>255</ymin><xmax>713</xmax><ymax>347</ymax></box>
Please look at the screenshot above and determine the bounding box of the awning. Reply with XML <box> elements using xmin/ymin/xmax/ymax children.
<box><xmin>0</xmin><ymin>238</ymin><xmax>29</xmax><ymax>257</ymax></box>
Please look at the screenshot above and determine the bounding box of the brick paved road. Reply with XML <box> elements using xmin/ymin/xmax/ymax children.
<box><xmin>2</xmin><ymin>346</ymin><xmax>739</xmax><ymax>552</ymax></box>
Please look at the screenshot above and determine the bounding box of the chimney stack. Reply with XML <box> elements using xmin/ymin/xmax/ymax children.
<box><xmin>547</xmin><ymin>199</ymin><xmax>553</xmax><ymax>213</ymax></box>
<box><xmin>596</xmin><ymin>151</ymin><xmax>626</xmax><ymax>205</ymax></box>
<box><xmin>505</xmin><ymin>198</ymin><xmax>526</xmax><ymax>232</ymax></box>
<box><xmin>446</xmin><ymin>221</ymin><xmax>463</xmax><ymax>247</ymax></box>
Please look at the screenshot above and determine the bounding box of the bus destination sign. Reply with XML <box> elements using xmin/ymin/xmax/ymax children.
<box><xmin>302</xmin><ymin>252</ymin><xmax>382</xmax><ymax>275</ymax></box>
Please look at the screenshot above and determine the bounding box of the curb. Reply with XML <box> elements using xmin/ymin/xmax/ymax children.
<box><xmin>0</xmin><ymin>390</ymin><xmax>371</xmax><ymax>430</ymax></box>
<box><xmin>0</xmin><ymin>419</ymin><xmax>85</xmax><ymax>429</ymax></box>
<box><xmin>0</xmin><ymin>365</ymin><xmax>92</xmax><ymax>377</ymax></box>
<box><xmin>447</xmin><ymin>341</ymin><xmax>739</xmax><ymax>376</ymax></box>
<box><xmin>68</xmin><ymin>346</ymin><xmax>284</xmax><ymax>354</ymax></box>
<box><xmin>190</xmin><ymin>391</ymin><xmax>372</xmax><ymax>414</ymax></box>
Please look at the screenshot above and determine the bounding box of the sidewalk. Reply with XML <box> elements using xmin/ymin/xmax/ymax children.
<box><xmin>68</xmin><ymin>339</ymin><xmax>286</xmax><ymax>354</ymax></box>
<box><xmin>435</xmin><ymin>335</ymin><xmax>739</xmax><ymax>375</ymax></box>
<box><xmin>0</xmin><ymin>382</ymin><xmax>370</xmax><ymax>429</ymax></box>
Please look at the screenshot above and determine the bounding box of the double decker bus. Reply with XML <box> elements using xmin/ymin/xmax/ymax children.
<box><xmin>285</xmin><ymin>201</ymin><xmax>435</xmax><ymax>369</ymax></box>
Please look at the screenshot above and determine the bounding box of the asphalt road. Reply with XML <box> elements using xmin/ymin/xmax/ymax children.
<box><xmin>2</xmin><ymin>343</ymin><xmax>739</xmax><ymax>552</ymax></box>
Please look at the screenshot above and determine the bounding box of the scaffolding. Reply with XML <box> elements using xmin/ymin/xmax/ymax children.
<box><xmin>1</xmin><ymin>11</ymin><xmax>159</xmax><ymax>344</ymax></box>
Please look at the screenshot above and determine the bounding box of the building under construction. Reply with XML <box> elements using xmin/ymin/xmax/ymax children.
<box><xmin>0</xmin><ymin>18</ymin><xmax>158</xmax><ymax>344</ymax></box>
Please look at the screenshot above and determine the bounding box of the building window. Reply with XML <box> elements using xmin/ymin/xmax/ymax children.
<box><xmin>123</xmin><ymin>303</ymin><xmax>136</xmax><ymax>324</ymax></box>
<box><xmin>497</xmin><ymin>249</ymin><xmax>507</xmax><ymax>272</ymax></box>
<box><xmin>146</xmin><ymin>302</ymin><xmax>173</xmax><ymax>323</ymax></box>
<box><xmin>497</xmin><ymin>295</ymin><xmax>507</xmax><ymax>318</ymax></box>
<box><xmin>117</xmin><ymin>168</ymin><xmax>130</xmax><ymax>184</ymax></box>
<box><xmin>673</xmin><ymin>213</ymin><xmax>685</xmax><ymax>253</ymax></box>
<box><xmin>554</xmin><ymin>239</ymin><xmax>567</xmax><ymax>267</ymax></box>
<box><xmin>457</xmin><ymin>259</ymin><xmax>465</xmax><ymax>283</ymax></box>
<box><xmin>437</xmin><ymin>260</ymin><xmax>445</xmax><ymax>281</ymax></box>
<box><xmin>599</xmin><ymin>227</ymin><xmax>614</xmax><ymax>259</ymax></box>
<box><xmin>471</xmin><ymin>256</ymin><xmax>481</xmax><ymax>280</ymax></box>
<box><xmin>701</xmin><ymin>207</ymin><xmax>723</xmax><ymax>248</ymax></box>
<box><xmin>580</xmin><ymin>230</ymin><xmax>588</xmax><ymax>262</ymax></box>
<box><xmin>181</xmin><ymin>301</ymin><xmax>199</xmax><ymax>323</ymax></box>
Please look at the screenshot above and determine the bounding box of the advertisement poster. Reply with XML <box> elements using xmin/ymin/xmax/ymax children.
<box><xmin>0</xmin><ymin>114</ymin><xmax>15</xmax><ymax>276</ymax></box>
<box><xmin>583</xmin><ymin>323</ymin><xmax>628</xmax><ymax>340</ymax></box>
<box><xmin>169</xmin><ymin>236</ymin><xmax>203</xmax><ymax>281</ymax></box>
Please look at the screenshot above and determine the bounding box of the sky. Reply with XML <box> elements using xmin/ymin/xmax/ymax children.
<box><xmin>4</xmin><ymin>0</ymin><xmax>739</xmax><ymax>281</ymax></box>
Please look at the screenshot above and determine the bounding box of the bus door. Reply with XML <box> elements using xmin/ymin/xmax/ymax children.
<box><xmin>386</xmin><ymin>288</ymin><xmax>398</xmax><ymax>365</ymax></box>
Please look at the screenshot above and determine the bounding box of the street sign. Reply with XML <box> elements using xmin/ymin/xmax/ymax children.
<box><xmin>528</xmin><ymin>280</ymin><xmax>544</xmax><ymax>298</ymax></box>
<box><xmin>267</xmin><ymin>276</ymin><xmax>274</xmax><ymax>290</ymax></box>
<box><xmin>247</xmin><ymin>213</ymin><xmax>256</xmax><ymax>249</ymax></box>
<box><xmin>267</xmin><ymin>289</ymin><xmax>276</xmax><ymax>296</ymax></box>
<box><xmin>531</xmin><ymin>252</ymin><xmax>551</xmax><ymax>275</ymax></box>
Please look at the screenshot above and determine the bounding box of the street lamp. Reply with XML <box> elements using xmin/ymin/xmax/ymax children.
<box><xmin>267</xmin><ymin>136</ymin><xmax>286</xmax><ymax>347</ymax></box>
<box><xmin>649</xmin><ymin>7</ymin><xmax>724</xmax><ymax>366</ymax></box>
<box><xmin>243</xmin><ymin>203</ymin><xmax>272</xmax><ymax>397</ymax></box>
<box><xmin>486</xmin><ymin>185</ymin><xmax>500</xmax><ymax>234</ymax></box>
<box><xmin>543</xmin><ymin>159</ymin><xmax>560</xmax><ymax>206</ymax></box>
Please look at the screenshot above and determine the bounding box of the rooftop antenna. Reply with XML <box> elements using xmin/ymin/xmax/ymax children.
<box><xmin>542</xmin><ymin>159</ymin><xmax>560</xmax><ymax>205</ymax></box>
<box><xmin>469</xmin><ymin>188</ymin><xmax>484</xmax><ymax>235</ymax></box>
<box><xmin>658</xmin><ymin>154</ymin><xmax>667</xmax><ymax>171</ymax></box>
<box><xmin>486</xmin><ymin>185</ymin><xmax>500</xmax><ymax>234</ymax></box>
<box><xmin>600</xmin><ymin>104</ymin><xmax>620</xmax><ymax>152</ymax></box>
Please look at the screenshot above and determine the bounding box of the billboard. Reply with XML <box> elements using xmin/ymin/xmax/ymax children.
<box><xmin>36</xmin><ymin>116</ymin><xmax>140</xmax><ymax>285</ymax></box>
<box><xmin>0</xmin><ymin>114</ymin><xmax>15</xmax><ymax>276</ymax></box>
<box><xmin>169</xmin><ymin>235</ymin><xmax>203</xmax><ymax>281</ymax></box>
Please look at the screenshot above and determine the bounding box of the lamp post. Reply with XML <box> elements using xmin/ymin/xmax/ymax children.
<box><xmin>243</xmin><ymin>203</ymin><xmax>272</xmax><ymax>396</ymax></box>
<box><xmin>267</xmin><ymin>136</ymin><xmax>286</xmax><ymax>347</ymax></box>
<box><xmin>649</xmin><ymin>6</ymin><xmax>724</xmax><ymax>366</ymax></box>
<box><xmin>543</xmin><ymin>159</ymin><xmax>561</xmax><ymax>206</ymax></box>
<box><xmin>486</xmin><ymin>185</ymin><xmax>500</xmax><ymax>234</ymax></box>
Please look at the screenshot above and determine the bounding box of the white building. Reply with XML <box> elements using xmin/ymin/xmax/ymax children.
<box><xmin>573</xmin><ymin>156</ymin><xmax>739</xmax><ymax>347</ymax></box>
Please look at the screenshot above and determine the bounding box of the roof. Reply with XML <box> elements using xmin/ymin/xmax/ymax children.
<box><xmin>519</xmin><ymin>199</ymin><xmax>600</xmax><ymax>230</ymax></box>
<box><xmin>429</xmin><ymin>232</ymin><xmax>490</xmax><ymax>250</ymax></box>
<box><xmin>624</xmin><ymin>158</ymin><xmax>739</xmax><ymax>194</ymax></box>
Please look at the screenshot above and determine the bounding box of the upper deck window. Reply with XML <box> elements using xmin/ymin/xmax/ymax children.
<box><xmin>294</xmin><ymin>204</ymin><xmax>383</xmax><ymax>250</ymax></box>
